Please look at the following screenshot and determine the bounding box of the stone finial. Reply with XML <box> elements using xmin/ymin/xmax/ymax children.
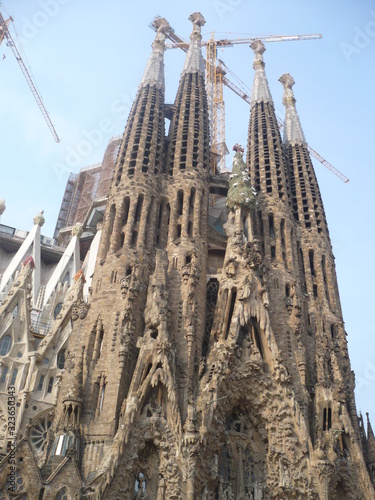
<box><xmin>279</xmin><ymin>73</ymin><xmax>306</xmax><ymax>145</ymax></box>
<box><xmin>71</xmin><ymin>222</ymin><xmax>83</xmax><ymax>238</ymax></box>
<box><xmin>33</xmin><ymin>210</ymin><xmax>45</xmax><ymax>227</ymax></box>
<box><xmin>0</xmin><ymin>199</ymin><xmax>5</xmax><ymax>216</ymax></box>
<box><xmin>250</xmin><ymin>40</ymin><xmax>272</xmax><ymax>106</ymax></box>
<box><xmin>250</xmin><ymin>39</ymin><xmax>266</xmax><ymax>69</ymax></box>
<box><xmin>181</xmin><ymin>13</ymin><xmax>205</xmax><ymax>76</ymax></box>
<box><xmin>140</xmin><ymin>17</ymin><xmax>170</xmax><ymax>90</ymax></box>
<box><xmin>150</xmin><ymin>16</ymin><xmax>170</xmax><ymax>52</ymax></box>
<box><xmin>189</xmin><ymin>12</ymin><xmax>206</xmax><ymax>30</ymax></box>
<box><xmin>279</xmin><ymin>73</ymin><xmax>296</xmax><ymax>106</ymax></box>
<box><xmin>152</xmin><ymin>16</ymin><xmax>171</xmax><ymax>35</ymax></box>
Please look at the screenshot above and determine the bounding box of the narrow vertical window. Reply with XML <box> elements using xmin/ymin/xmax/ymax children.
<box><xmin>37</xmin><ymin>375</ymin><xmax>45</xmax><ymax>391</ymax></box>
<box><xmin>309</xmin><ymin>249</ymin><xmax>315</xmax><ymax>277</ymax></box>
<box><xmin>10</xmin><ymin>368</ymin><xmax>18</xmax><ymax>386</ymax></box>
<box><xmin>177</xmin><ymin>190</ymin><xmax>184</xmax><ymax>216</ymax></box>
<box><xmin>135</xmin><ymin>194</ymin><xmax>144</xmax><ymax>223</ymax></box>
<box><xmin>122</xmin><ymin>197</ymin><xmax>130</xmax><ymax>225</ymax></box>
<box><xmin>225</xmin><ymin>288</ymin><xmax>237</xmax><ymax>340</ymax></box>
<box><xmin>99</xmin><ymin>384</ymin><xmax>105</xmax><ymax>413</ymax></box>
<box><xmin>328</xmin><ymin>408</ymin><xmax>332</xmax><ymax>430</ymax></box>
<box><xmin>47</xmin><ymin>377</ymin><xmax>54</xmax><ymax>393</ymax></box>
<box><xmin>268</xmin><ymin>213</ymin><xmax>275</xmax><ymax>238</ymax></box>
<box><xmin>189</xmin><ymin>187</ymin><xmax>196</xmax><ymax>214</ymax></box>
<box><xmin>0</xmin><ymin>366</ymin><xmax>8</xmax><ymax>384</ymax></box>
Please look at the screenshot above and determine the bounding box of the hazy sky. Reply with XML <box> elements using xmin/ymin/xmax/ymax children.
<box><xmin>1</xmin><ymin>1</ymin><xmax>374</xmax><ymax>422</ymax></box>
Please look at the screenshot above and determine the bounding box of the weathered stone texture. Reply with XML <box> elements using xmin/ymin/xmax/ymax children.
<box><xmin>0</xmin><ymin>12</ymin><xmax>374</xmax><ymax>500</ymax></box>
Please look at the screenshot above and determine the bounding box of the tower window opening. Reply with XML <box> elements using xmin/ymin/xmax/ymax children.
<box><xmin>271</xmin><ymin>245</ymin><xmax>276</xmax><ymax>260</ymax></box>
<box><xmin>224</xmin><ymin>288</ymin><xmax>237</xmax><ymax>340</ymax></box>
<box><xmin>57</xmin><ymin>349</ymin><xmax>66</xmax><ymax>370</ymax></box>
<box><xmin>188</xmin><ymin>221</ymin><xmax>193</xmax><ymax>237</ymax></box>
<box><xmin>37</xmin><ymin>374</ymin><xmax>45</xmax><ymax>391</ymax></box>
<box><xmin>176</xmin><ymin>224</ymin><xmax>182</xmax><ymax>238</ymax></box>
<box><xmin>285</xmin><ymin>284</ymin><xmax>290</xmax><ymax>297</ymax></box>
<box><xmin>203</xmin><ymin>279</ymin><xmax>219</xmax><ymax>358</ymax></box>
<box><xmin>99</xmin><ymin>384</ymin><xmax>105</xmax><ymax>414</ymax></box>
<box><xmin>257</xmin><ymin>211</ymin><xmax>264</xmax><ymax>241</ymax></box>
<box><xmin>309</xmin><ymin>249</ymin><xmax>315</xmax><ymax>277</ymax></box>
<box><xmin>146</xmin><ymin>197</ymin><xmax>153</xmax><ymax>226</ymax></box>
<box><xmin>0</xmin><ymin>366</ymin><xmax>8</xmax><ymax>384</ymax></box>
<box><xmin>47</xmin><ymin>377</ymin><xmax>54</xmax><ymax>393</ymax></box>
<box><xmin>0</xmin><ymin>335</ymin><xmax>12</xmax><ymax>356</ymax></box>
<box><xmin>313</xmin><ymin>284</ymin><xmax>318</xmax><ymax>298</ymax></box>
<box><xmin>268</xmin><ymin>214</ymin><xmax>275</xmax><ymax>238</ymax></box>
<box><xmin>135</xmin><ymin>195</ymin><xmax>144</xmax><ymax>223</ymax></box>
<box><xmin>323</xmin><ymin>406</ymin><xmax>332</xmax><ymax>431</ymax></box>
<box><xmin>280</xmin><ymin>219</ymin><xmax>286</xmax><ymax>247</ymax></box>
<box><xmin>10</xmin><ymin>368</ymin><xmax>18</xmax><ymax>386</ymax></box>
<box><xmin>177</xmin><ymin>190</ymin><xmax>184</xmax><ymax>216</ymax></box>
<box><xmin>189</xmin><ymin>187</ymin><xmax>196</xmax><ymax>214</ymax></box>
<box><xmin>98</xmin><ymin>326</ymin><xmax>105</xmax><ymax>359</ymax></box>
<box><xmin>122</xmin><ymin>197</ymin><xmax>130</xmax><ymax>226</ymax></box>
<box><xmin>156</xmin><ymin>203</ymin><xmax>163</xmax><ymax>246</ymax></box>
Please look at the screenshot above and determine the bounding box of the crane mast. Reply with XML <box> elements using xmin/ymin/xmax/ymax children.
<box><xmin>0</xmin><ymin>11</ymin><xmax>60</xmax><ymax>143</ymax></box>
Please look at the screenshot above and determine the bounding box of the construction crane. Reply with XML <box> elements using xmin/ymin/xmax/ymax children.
<box><xmin>157</xmin><ymin>24</ymin><xmax>349</xmax><ymax>183</ymax></box>
<box><xmin>0</xmin><ymin>10</ymin><xmax>60</xmax><ymax>143</ymax></box>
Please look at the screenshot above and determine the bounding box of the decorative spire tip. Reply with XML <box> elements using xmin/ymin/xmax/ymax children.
<box><xmin>251</xmin><ymin>39</ymin><xmax>266</xmax><ymax>69</ymax></box>
<box><xmin>152</xmin><ymin>16</ymin><xmax>171</xmax><ymax>36</ymax></box>
<box><xmin>188</xmin><ymin>12</ymin><xmax>206</xmax><ymax>28</ymax></box>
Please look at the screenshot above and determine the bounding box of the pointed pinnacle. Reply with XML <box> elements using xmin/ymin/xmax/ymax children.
<box><xmin>250</xmin><ymin>39</ymin><xmax>266</xmax><ymax>70</ymax></box>
<box><xmin>279</xmin><ymin>73</ymin><xmax>296</xmax><ymax>107</ymax></box>
<box><xmin>279</xmin><ymin>73</ymin><xmax>306</xmax><ymax>145</ymax></box>
<box><xmin>181</xmin><ymin>12</ymin><xmax>205</xmax><ymax>76</ymax></box>
<box><xmin>250</xmin><ymin>40</ymin><xmax>272</xmax><ymax>106</ymax></box>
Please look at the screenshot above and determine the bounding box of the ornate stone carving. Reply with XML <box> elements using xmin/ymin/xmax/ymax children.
<box><xmin>33</xmin><ymin>209</ymin><xmax>45</xmax><ymax>226</ymax></box>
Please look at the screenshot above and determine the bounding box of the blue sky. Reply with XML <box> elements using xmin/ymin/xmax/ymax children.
<box><xmin>1</xmin><ymin>1</ymin><xmax>374</xmax><ymax>422</ymax></box>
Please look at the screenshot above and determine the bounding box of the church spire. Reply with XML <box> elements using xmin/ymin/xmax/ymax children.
<box><xmin>250</xmin><ymin>40</ymin><xmax>272</xmax><ymax>106</ymax></box>
<box><xmin>367</xmin><ymin>413</ymin><xmax>375</xmax><ymax>466</ymax></box>
<box><xmin>181</xmin><ymin>12</ymin><xmax>205</xmax><ymax>76</ymax></box>
<box><xmin>279</xmin><ymin>73</ymin><xmax>306</xmax><ymax>146</ymax></box>
<box><xmin>140</xmin><ymin>17</ymin><xmax>170</xmax><ymax>91</ymax></box>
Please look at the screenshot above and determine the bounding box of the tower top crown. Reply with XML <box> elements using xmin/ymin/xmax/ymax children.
<box><xmin>181</xmin><ymin>12</ymin><xmax>205</xmax><ymax>76</ymax></box>
<box><xmin>140</xmin><ymin>17</ymin><xmax>170</xmax><ymax>90</ymax></box>
<box><xmin>279</xmin><ymin>73</ymin><xmax>306</xmax><ymax>145</ymax></box>
<box><xmin>250</xmin><ymin>40</ymin><xmax>272</xmax><ymax>106</ymax></box>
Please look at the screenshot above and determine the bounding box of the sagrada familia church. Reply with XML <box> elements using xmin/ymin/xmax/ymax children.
<box><xmin>0</xmin><ymin>12</ymin><xmax>374</xmax><ymax>500</ymax></box>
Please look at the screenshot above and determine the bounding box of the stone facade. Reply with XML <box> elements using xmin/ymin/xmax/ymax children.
<box><xmin>0</xmin><ymin>11</ymin><xmax>374</xmax><ymax>500</ymax></box>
